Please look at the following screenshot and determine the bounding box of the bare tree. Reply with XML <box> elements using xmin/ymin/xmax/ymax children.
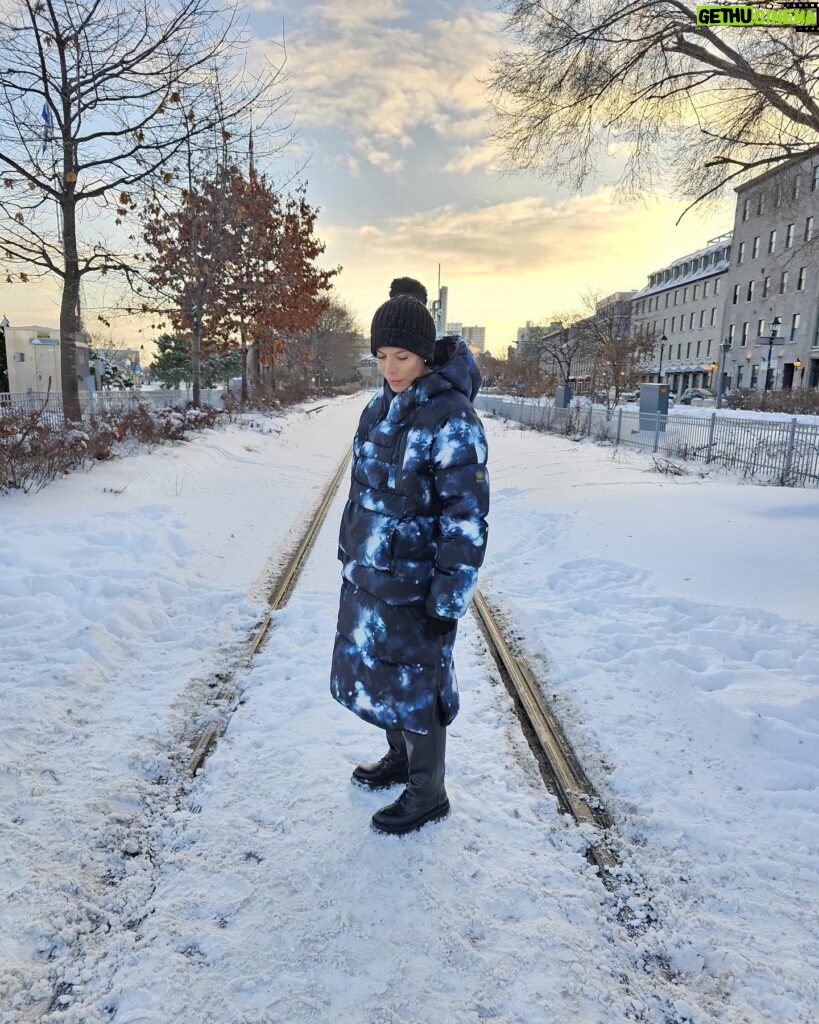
<box><xmin>488</xmin><ymin>2</ymin><xmax>819</xmax><ymax>212</ymax></box>
<box><xmin>574</xmin><ymin>292</ymin><xmax>655</xmax><ymax>410</ymax></box>
<box><xmin>527</xmin><ymin>316</ymin><xmax>589</xmax><ymax>386</ymax></box>
<box><xmin>0</xmin><ymin>0</ymin><xmax>285</xmax><ymax>419</ymax></box>
<box><xmin>303</xmin><ymin>298</ymin><xmax>360</xmax><ymax>388</ymax></box>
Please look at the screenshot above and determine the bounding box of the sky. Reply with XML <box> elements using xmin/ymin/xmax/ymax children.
<box><xmin>2</xmin><ymin>0</ymin><xmax>734</xmax><ymax>356</ymax></box>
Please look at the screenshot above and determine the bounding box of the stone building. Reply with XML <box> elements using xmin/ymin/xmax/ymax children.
<box><xmin>719</xmin><ymin>158</ymin><xmax>819</xmax><ymax>391</ymax></box>
<box><xmin>631</xmin><ymin>236</ymin><xmax>732</xmax><ymax>397</ymax></box>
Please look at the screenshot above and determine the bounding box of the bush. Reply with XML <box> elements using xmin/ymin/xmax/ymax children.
<box><xmin>723</xmin><ymin>388</ymin><xmax>819</xmax><ymax>416</ymax></box>
<box><xmin>0</xmin><ymin>400</ymin><xmax>222</xmax><ymax>495</ymax></box>
<box><xmin>0</xmin><ymin>408</ymin><xmax>88</xmax><ymax>493</ymax></box>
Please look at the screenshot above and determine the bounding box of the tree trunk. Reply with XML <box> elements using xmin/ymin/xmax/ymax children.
<box><xmin>239</xmin><ymin>312</ymin><xmax>248</xmax><ymax>402</ymax></box>
<box><xmin>60</xmin><ymin>197</ymin><xmax>82</xmax><ymax>421</ymax></box>
<box><xmin>191</xmin><ymin>313</ymin><xmax>201</xmax><ymax>407</ymax></box>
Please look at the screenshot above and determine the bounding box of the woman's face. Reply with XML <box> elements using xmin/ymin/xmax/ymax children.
<box><xmin>376</xmin><ymin>346</ymin><xmax>428</xmax><ymax>393</ymax></box>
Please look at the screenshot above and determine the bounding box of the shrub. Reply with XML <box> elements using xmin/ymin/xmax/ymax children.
<box><xmin>723</xmin><ymin>388</ymin><xmax>819</xmax><ymax>416</ymax></box>
<box><xmin>1</xmin><ymin>399</ymin><xmax>223</xmax><ymax>495</ymax></box>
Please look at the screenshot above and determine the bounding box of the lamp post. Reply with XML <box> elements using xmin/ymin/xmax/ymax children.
<box><xmin>716</xmin><ymin>335</ymin><xmax>731</xmax><ymax>409</ymax></box>
<box><xmin>658</xmin><ymin>333</ymin><xmax>667</xmax><ymax>382</ymax></box>
<box><xmin>758</xmin><ymin>315</ymin><xmax>782</xmax><ymax>391</ymax></box>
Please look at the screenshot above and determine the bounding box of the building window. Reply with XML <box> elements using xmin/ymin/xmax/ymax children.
<box><xmin>768</xmin><ymin>229</ymin><xmax>777</xmax><ymax>254</ymax></box>
<box><xmin>662</xmin><ymin>317</ymin><xmax>667</xmax><ymax>333</ymax></box>
<box><xmin>780</xmin><ymin>269</ymin><xmax>789</xmax><ymax>293</ymax></box>
<box><xmin>758</xmin><ymin>319</ymin><xmax>766</xmax><ymax>338</ymax></box>
<box><xmin>798</xmin><ymin>266</ymin><xmax>807</xmax><ymax>290</ymax></box>
<box><xmin>707</xmin><ymin>340</ymin><xmax>712</xmax><ymax>356</ymax></box>
<box><xmin>813</xmin><ymin>165</ymin><xmax>819</xmax><ymax>192</ymax></box>
<box><xmin>689</xmin><ymin>312</ymin><xmax>695</xmax><ymax>330</ymax></box>
<box><xmin>737</xmin><ymin>241</ymin><xmax>745</xmax><ymax>264</ymax></box>
<box><xmin>752</xmin><ymin>236</ymin><xmax>760</xmax><ymax>259</ymax></box>
<box><xmin>710</xmin><ymin>307</ymin><xmax>716</xmax><ymax>326</ymax></box>
<box><xmin>674</xmin><ymin>290</ymin><xmax>679</xmax><ymax>305</ymax></box>
<box><xmin>732</xmin><ymin>283</ymin><xmax>740</xmax><ymax>304</ymax></box>
<box><xmin>794</xmin><ymin>173</ymin><xmax>802</xmax><ymax>200</ymax></box>
<box><xmin>757</xmin><ymin>192</ymin><xmax>766</xmax><ymax>215</ymax></box>
<box><xmin>746</xmin><ymin>280</ymin><xmax>755</xmax><ymax>302</ymax></box>
<box><xmin>806</xmin><ymin>215</ymin><xmax>814</xmax><ymax>242</ymax></box>
<box><xmin>665</xmin><ymin>293</ymin><xmax>669</xmax><ymax>308</ymax></box>
<box><xmin>671</xmin><ymin>316</ymin><xmax>676</xmax><ymax>332</ymax></box>
<box><xmin>786</xmin><ymin>223</ymin><xmax>795</xmax><ymax>248</ymax></box>
<box><xmin>714</xmin><ymin>278</ymin><xmax>721</xmax><ymax>295</ymax></box>
<box><xmin>683</xmin><ymin>286</ymin><xmax>689</xmax><ymax>302</ymax></box>
<box><xmin>693</xmin><ymin>284</ymin><xmax>699</xmax><ymax>300</ymax></box>
<box><xmin>696</xmin><ymin>340</ymin><xmax>702</xmax><ymax>356</ymax></box>
<box><xmin>727</xmin><ymin>323</ymin><xmax>736</xmax><ymax>345</ymax></box>
<box><xmin>791</xmin><ymin>312</ymin><xmax>801</xmax><ymax>341</ymax></box>
<box><xmin>737</xmin><ymin>366</ymin><xmax>744</xmax><ymax>387</ymax></box>
<box><xmin>686</xmin><ymin>342</ymin><xmax>691</xmax><ymax>357</ymax></box>
<box><xmin>741</xmin><ymin>322</ymin><xmax>749</xmax><ymax>346</ymax></box>
<box><xmin>762</xmin><ymin>276</ymin><xmax>771</xmax><ymax>298</ymax></box>
<box><xmin>699</xmin><ymin>310</ymin><xmax>704</xmax><ymax>328</ymax></box>
<box><xmin>775</xmin><ymin>184</ymin><xmax>783</xmax><ymax>208</ymax></box>
<box><xmin>703</xmin><ymin>280</ymin><xmax>709</xmax><ymax>298</ymax></box>
<box><xmin>677</xmin><ymin>344</ymin><xmax>682</xmax><ymax>358</ymax></box>
<box><xmin>742</xmin><ymin>197</ymin><xmax>750</xmax><ymax>221</ymax></box>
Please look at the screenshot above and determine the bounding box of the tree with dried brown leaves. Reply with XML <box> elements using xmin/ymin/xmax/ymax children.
<box><xmin>0</xmin><ymin>0</ymin><xmax>286</xmax><ymax>418</ymax></box>
<box><xmin>489</xmin><ymin>1</ymin><xmax>819</xmax><ymax>213</ymax></box>
<box><xmin>141</xmin><ymin>164</ymin><xmax>337</xmax><ymax>403</ymax></box>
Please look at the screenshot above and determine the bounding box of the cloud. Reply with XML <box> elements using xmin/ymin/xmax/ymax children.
<box><xmin>306</xmin><ymin>0</ymin><xmax>409</xmax><ymax>29</ymax></box>
<box><xmin>318</xmin><ymin>187</ymin><xmax>731</xmax><ymax>350</ymax></box>
<box><xmin>443</xmin><ymin>143</ymin><xmax>502</xmax><ymax>174</ymax></box>
<box><xmin>263</xmin><ymin>5</ymin><xmax>502</xmax><ymax>171</ymax></box>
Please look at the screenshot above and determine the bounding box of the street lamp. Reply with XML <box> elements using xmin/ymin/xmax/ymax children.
<box><xmin>715</xmin><ymin>335</ymin><xmax>732</xmax><ymax>409</ymax></box>
<box><xmin>658</xmin><ymin>333</ymin><xmax>667</xmax><ymax>381</ymax></box>
<box><xmin>757</xmin><ymin>315</ymin><xmax>783</xmax><ymax>391</ymax></box>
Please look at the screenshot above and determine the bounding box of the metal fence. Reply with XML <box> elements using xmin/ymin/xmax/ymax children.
<box><xmin>0</xmin><ymin>387</ymin><xmax>226</xmax><ymax>429</ymax></box>
<box><xmin>475</xmin><ymin>395</ymin><xmax>819</xmax><ymax>487</ymax></box>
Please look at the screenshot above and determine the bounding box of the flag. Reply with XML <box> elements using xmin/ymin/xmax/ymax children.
<box><xmin>41</xmin><ymin>103</ymin><xmax>52</xmax><ymax>155</ymax></box>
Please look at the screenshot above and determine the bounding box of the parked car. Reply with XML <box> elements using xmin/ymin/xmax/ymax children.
<box><xmin>679</xmin><ymin>387</ymin><xmax>715</xmax><ymax>405</ymax></box>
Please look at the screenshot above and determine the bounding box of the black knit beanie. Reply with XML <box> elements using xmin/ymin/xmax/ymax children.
<box><xmin>370</xmin><ymin>293</ymin><xmax>436</xmax><ymax>360</ymax></box>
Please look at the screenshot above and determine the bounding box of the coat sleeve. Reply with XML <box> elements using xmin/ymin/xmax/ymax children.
<box><xmin>426</xmin><ymin>409</ymin><xmax>489</xmax><ymax>620</ymax></box>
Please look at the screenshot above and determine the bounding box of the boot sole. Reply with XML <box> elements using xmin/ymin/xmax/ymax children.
<box><xmin>370</xmin><ymin>799</ymin><xmax>451</xmax><ymax>836</ymax></box>
<box><xmin>351</xmin><ymin>774</ymin><xmax>409</xmax><ymax>791</ymax></box>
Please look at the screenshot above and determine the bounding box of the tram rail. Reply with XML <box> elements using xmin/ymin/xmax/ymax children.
<box><xmin>186</xmin><ymin>446</ymin><xmax>617</xmax><ymax>874</ymax></box>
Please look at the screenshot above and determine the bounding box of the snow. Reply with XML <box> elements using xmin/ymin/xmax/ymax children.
<box><xmin>1</xmin><ymin>395</ymin><xmax>817</xmax><ymax>1023</ymax></box>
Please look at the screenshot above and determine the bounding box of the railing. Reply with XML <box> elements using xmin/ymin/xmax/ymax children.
<box><xmin>475</xmin><ymin>395</ymin><xmax>819</xmax><ymax>486</ymax></box>
<box><xmin>0</xmin><ymin>387</ymin><xmax>226</xmax><ymax>427</ymax></box>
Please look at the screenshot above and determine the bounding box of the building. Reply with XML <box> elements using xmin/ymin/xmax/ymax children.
<box><xmin>631</xmin><ymin>236</ymin><xmax>732</xmax><ymax>396</ymax></box>
<box><xmin>719</xmin><ymin>157</ymin><xmax>819</xmax><ymax>391</ymax></box>
<box><xmin>461</xmin><ymin>326</ymin><xmax>486</xmax><ymax>352</ymax></box>
<box><xmin>3</xmin><ymin>323</ymin><xmax>92</xmax><ymax>394</ymax></box>
<box><xmin>446</xmin><ymin>322</ymin><xmax>463</xmax><ymax>337</ymax></box>
<box><xmin>569</xmin><ymin>292</ymin><xmax>635</xmax><ymax>387</ymax></box>
<box><xmin>515</xmin><ymin>321</ymin><xmax>560</xmax><ymax>362</ymax></box>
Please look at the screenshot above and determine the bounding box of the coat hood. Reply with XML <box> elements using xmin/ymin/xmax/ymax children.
<box><xmin>427</xmin><ymin>335</ymin><xmax>482</xmax><ymax>402</ymax></box>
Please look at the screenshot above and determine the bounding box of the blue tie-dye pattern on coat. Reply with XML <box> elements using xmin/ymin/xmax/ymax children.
<box><xmin>330</xmin><ymin>338</ymin><xmax>490</xmax><ymax>734</ymax></box>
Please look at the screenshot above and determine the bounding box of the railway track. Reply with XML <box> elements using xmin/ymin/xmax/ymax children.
<box><xmin>19</xmin><ymin>439</ymin><xmax>622</xmax><ymax>1022</ymax></box>
<box><xmin>186</xmin><ymin>447</ymin><xmax>617</xmax><ymax>875</ymax></box>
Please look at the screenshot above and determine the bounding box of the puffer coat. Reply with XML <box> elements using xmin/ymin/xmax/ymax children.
<box><xmin>330</xmin><ymin>338</ymin><xmax>489</xmax><ymax>734</ymax></box>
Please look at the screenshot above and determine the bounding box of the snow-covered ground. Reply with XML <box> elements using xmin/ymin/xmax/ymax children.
<box><xmin>1</xmin><ymin>396</ymin><xmax>817</xmax><ymax>1023</ymax></box>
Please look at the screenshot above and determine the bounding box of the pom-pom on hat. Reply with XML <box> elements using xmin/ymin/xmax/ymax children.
<box><xmin>370</xmin><ymin>292</ymin><xmax>436</xmax><ymax>360</ymax></box>
<box><xmin>389</xmin><ymin>277</ymin><xmax>428</xmax><ymax>305</ymax></box>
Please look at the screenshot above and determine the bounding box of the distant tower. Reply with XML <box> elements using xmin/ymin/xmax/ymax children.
<box><xmin>438</xmin><ymin>286</ymin><xmax>449</xmax><ymax>337</ymax></box>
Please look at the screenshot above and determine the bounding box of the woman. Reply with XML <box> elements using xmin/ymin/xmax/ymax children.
<box><xmin>330</xmin><ymin>278</ymin><xmax>489</xmax><ymax>835</ymax></box>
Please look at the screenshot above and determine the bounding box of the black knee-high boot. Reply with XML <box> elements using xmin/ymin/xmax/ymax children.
<box><xmin>351</xmin><ymin>729</ymin><xmax>408</xmax><ymax>789</ymax></box>
<box><xmin>371</xmin><ymin>705</ymin><xmax>449</xmax><ymax>835</ymax></box>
